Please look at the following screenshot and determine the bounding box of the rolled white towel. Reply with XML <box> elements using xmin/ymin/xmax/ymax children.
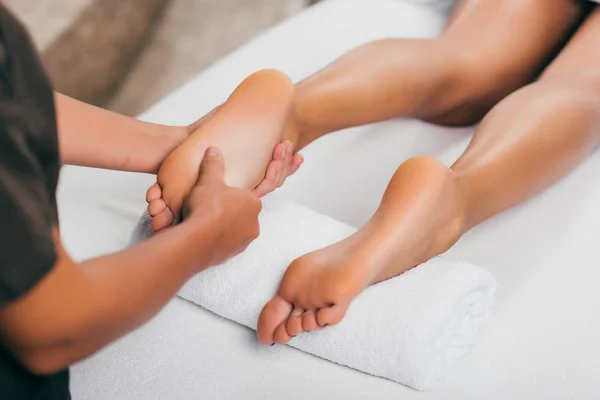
<box><xmin>131</xmin><ymin>199</ymin><xmax>496</xmax><ymax>391</ymax></box>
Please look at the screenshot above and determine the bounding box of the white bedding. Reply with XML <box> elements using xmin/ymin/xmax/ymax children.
<box><xmin>62</xmin><ymin>0</ymin><xmax>600</xmax><ymax>398</ymax></box>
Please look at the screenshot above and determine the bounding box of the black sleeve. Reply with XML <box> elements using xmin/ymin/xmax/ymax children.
<box><xmin>0</xmin><ymin>109</ymin><xmax>57</xmax><ymax>306</ymax></box>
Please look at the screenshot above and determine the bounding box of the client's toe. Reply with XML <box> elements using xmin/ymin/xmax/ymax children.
<box><xmin>146</xmin><ymin>183</ymin><xmax>162</xmax><ymax>203</ymax></box>
<box><xmin>316</xmin><ymin>303</ymin><xmax>347</xmax><ymax>328</ymax></box>
<box><xmin>257</xmin><ymin>295</ymin><xmax>293</xmax><ymax>345</ymax></box>
<box><xmin>273</xmin><ymin>323</ymin><xmax>292</xmax><ymax>344</ymax></box>
<box><xmin>285</xmin><ymin>307</ymin><xmax>305</xmax><ymax>337</ymax></box>
<box><xmin>301</xmin><ymin>311</ymin><xmax>320</xmax><ymax>332</ymax></box>
<box><xmin>148</xmin><ymin>199</ymin><xmax>167</xmax><ymax>216</ymax></box>
<box><xmin>151</xmin><ymin>208</ymin><xmax>175</xmax><ymax>232</ymax></box>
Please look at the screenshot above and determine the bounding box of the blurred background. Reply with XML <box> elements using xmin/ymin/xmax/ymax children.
<box><xmin>4</xmin><ymin>0</ymin><xmax>320</xmax><ymax>116</ymax></box>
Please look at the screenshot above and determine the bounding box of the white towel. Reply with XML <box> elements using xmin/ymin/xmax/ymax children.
<box><xmin>131</xmin><ymin>199</ymin><xmax>496</xmax><ymax>391</ymax></box>
<box><xmin>396</xmin><ymin>0</ymin><xmax>457</xmax><ymax>12</ymax></box>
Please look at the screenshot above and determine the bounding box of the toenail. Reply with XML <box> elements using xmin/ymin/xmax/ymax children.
<box><xmin>270</xmin><ymin>343</ymin><xmax>275</xmax><ymax>347</ymax></box>
<box><xmin>280</xmin><ymin>147</ymin><xmax>287</xmax><ymax>158</ymax></box>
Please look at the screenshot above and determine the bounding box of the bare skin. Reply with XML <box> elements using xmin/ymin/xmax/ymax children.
<box><xmin>0</xmin><ymin>148</ymin><xmax>262</xmax><ymax>373</ymax></box>
<box><xmin>146</xmin><ymin>69</ymin><xmax>302</xmax><ymax>232</ymax></box>
<box><xmin>257</xmin><ymin>0</ymin><xmax>600</xmax><ymax>344</ymax></box>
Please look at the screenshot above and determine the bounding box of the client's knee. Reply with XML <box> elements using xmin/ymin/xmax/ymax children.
<box><xmin>418</xmin><ymin>49</ymin><xmax>536</xmax><ymax>127</ymax></box>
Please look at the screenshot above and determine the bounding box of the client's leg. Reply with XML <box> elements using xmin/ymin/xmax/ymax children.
<box><xmin>146</xmin><ymin>70</ymin><xmax>294</xmax><ymax>231</ymax></box>
<box><xmin>149</xmin><ymin>0</ymin><xmax>584</xmax><ymax>232</ymax></box>
<box><xmin>257</xmin><ymin>5</ymin><xmax>600</xmax><ymax>345</ymax></box>
<box><xmin>289</xmin><ymin>0</ymin><xmax>585</xmax><ymax>147</ymax></box>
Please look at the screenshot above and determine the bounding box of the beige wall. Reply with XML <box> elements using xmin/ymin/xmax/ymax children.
<box><xmin>4</xmin><ymin>0</ymin><xmax>305</xmax><ymax>116</ymax></box>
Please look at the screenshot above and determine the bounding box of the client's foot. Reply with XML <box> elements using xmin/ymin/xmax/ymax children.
<box><xmin>146</xmin><ymin>69</ymin><xmax>295</xmax><ymax>231</ymax></box>
<box><xmin>257</xmin><ymin>156</ymin><xmax>467</xmax><ymax>344</ymax></box>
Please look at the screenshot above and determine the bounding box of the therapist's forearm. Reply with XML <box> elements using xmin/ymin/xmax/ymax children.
<box><xmin>54</xmin><ymin>93</ymin><xmax>187</xmax><ymax>173</ymax></box>
<box><xmin>291</xmin><ymin>39</ymin><xmax>459</xmax><ymax>149</ymax></box>
<box><xmin>0</xmin><ymin>218</ymin><xmax>213</xmax><ymax>374</ymax></box>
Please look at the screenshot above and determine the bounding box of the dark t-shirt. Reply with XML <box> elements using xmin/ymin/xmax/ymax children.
<box><xmin>0</xmin><ymin>4</ymin><xmax>70</xmax><ymax>399</ymax></box>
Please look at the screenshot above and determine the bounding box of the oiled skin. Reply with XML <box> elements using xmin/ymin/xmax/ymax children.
<box><xmin>257</xmin><ymin>1</ymin><xmax>600</xmax><ymax>344</ymax></box>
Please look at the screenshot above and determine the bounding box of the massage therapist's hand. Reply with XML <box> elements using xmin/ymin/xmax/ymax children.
<box><xmin>186</xmin><ymin>106</ymin><xmax>304</xmax><ymax>198</ymax></box>
<box><xmin>183</xmin><ymin>146</ymin><xmax>262</xmax><ymax>266</ymax></box>
<box><xmin>146</xmin><ymin>108</ymin><xmax>304</xmax><ymax>232</ymax></box>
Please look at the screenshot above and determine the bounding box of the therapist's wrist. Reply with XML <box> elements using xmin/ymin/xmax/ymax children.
<box><xmin>176</xmin><ymin>214</ymin><xmax>219</xmax><ymax>274</ymax></box>
<box><xmin>142</xmin><ymin>125</ymin><xmax>188</xmax><ymax>174</ymax></box>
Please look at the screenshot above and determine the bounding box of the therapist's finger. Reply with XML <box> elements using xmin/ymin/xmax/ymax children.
<box><xmin>291</xmin><ymin>153</ymin><xmax>304</xmax><ymax>174</ymax></box>
<box><xmin>252</xmin><ymin>142</ymin><xmax>290</xmax><ymax>197</ymax></box>
<box><xmin>196</xmin><ymin>147</ymin><xmax>225</xmax><ymax>186</ymax></box>
<box><xmin>252</xmin><ymin>160</ymin><xmax>282</xmax><ymax>197</ymax></box>
<box><xmin>274</xmin><ymin>141</ymin><xmax>293</xmax><ymax>188</ymax></box>
<box><xmin>281</xmin><ymin>140</ymin><xmax>303</xmax><ymax>176</ymax></box>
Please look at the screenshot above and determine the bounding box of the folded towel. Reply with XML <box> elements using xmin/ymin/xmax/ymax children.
<box><xmin>131</xmin><ymin>200</ymin><xmax>496</xmax><ymax>391</ymax></box>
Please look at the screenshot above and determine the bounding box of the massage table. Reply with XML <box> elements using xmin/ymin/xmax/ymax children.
<box><xmin>60</xmin><ymin>0</ymin><xmax>600</xmax><ymax>398</ymax></box>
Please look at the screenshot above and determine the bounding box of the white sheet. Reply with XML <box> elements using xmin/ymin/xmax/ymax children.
<box><xmin>62</xmin><ymin>0</ymin><xmax>600</xmax><ymax>398</ymax></box>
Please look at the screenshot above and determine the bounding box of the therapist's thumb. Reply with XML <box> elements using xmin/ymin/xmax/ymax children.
<box><xmin>196</xmin><ymin>146</ymin><xmax>225</xmax><ymax>186</ymax></box>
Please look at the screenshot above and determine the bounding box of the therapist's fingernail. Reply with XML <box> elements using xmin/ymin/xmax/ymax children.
<box><xmin>280</xmin><ymin>147</ymin><xmax>287</xmax><ymax>158</ymax></box>
<box><xmin>206</xmin><ymin>146</ymin><xmax>220</xmax><ymax>156</ymax></box>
